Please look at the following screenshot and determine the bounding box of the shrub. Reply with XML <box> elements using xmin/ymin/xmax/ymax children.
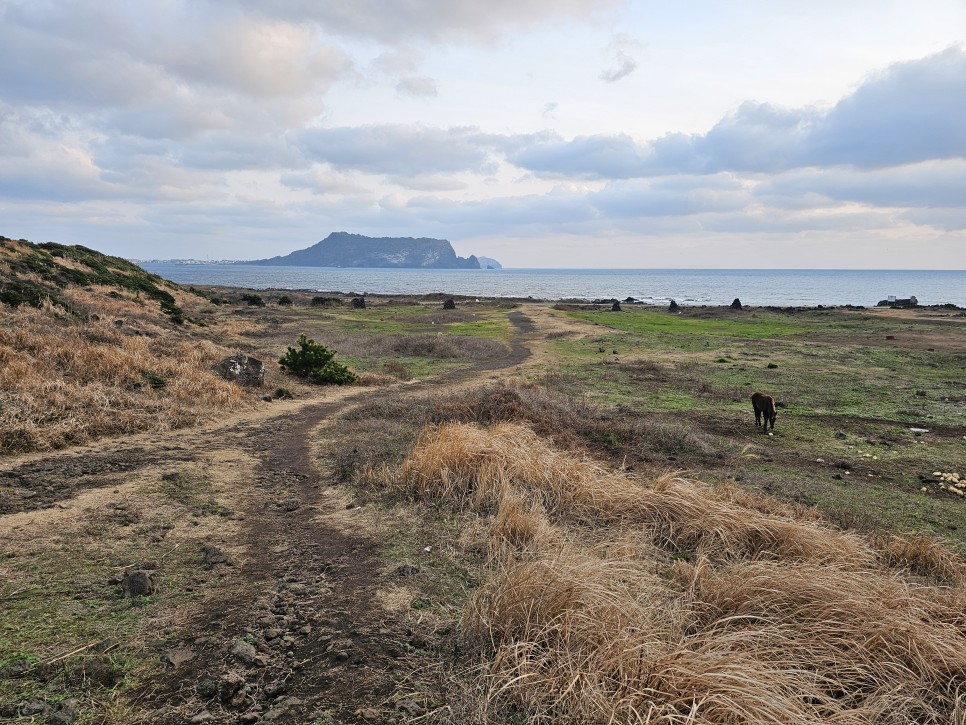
<box><xmin>311</xmin><ymin>296</ymin><xmax>338</xmax><ymax>307</ymax></box>
<box><xmin>277</xmin><ymin>295</ymin><xmax>293</xmax><ymax>306</ymax></box>
<box><xmin>278</xmin><ymin>334</ymin><xmax>356</xmax><ymax>385</ymax></box>
<box><xmin>241</xmin><ymin>294</ymin><xmax>265</xmax><ymax>307</ymax></box>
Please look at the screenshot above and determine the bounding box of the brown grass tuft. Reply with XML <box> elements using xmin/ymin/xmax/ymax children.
<box><xmin>391</xmin><ymin>420</ymin><xmax>966</xmax><ymax>723</ymax></box>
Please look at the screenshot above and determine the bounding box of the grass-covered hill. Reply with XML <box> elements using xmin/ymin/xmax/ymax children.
<box><xmin>0</xmin><ymin>237</ymin><xmax>247</xmax><ymax>453</ymax></box>
<box><xmin>0</xmin><ymin>236</ymin><xmax>187</xmax><ymax>324</ymax></box>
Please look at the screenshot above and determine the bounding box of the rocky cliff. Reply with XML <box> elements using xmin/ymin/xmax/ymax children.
<box><xmin>247</xmin><ymin>232</ymin><xmax>481</xmax><ymax>269</ymax></box>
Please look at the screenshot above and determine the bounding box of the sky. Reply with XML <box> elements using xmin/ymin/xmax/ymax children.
<box><xmin>1</xmin><ymin>1</ymin><xmax>965</xmax><ymax>269</ymax></box>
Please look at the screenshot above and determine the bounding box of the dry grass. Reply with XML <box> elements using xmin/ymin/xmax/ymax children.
<box><xmin>0</xmin><ymin>304</ymin><xmax>246</xmax><ymax>453</ymax></box>
<box><xmin>386</xmin><ymin>421</ymin><xmax>966</xmax><ymax>724</ymax></box>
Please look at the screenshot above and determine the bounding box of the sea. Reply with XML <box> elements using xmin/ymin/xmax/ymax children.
<box><xmin>140</xmin><ymin>264</ymin><xmax>966</xmax><ymax>308</ymax></box>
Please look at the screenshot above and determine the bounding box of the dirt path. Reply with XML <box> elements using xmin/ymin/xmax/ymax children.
<box><xmin>0</xmin><ymin>307</ymin><xmax>545</xmax><ymax>724</ymax></box>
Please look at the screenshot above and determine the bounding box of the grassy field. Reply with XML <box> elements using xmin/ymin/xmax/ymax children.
<box><xmin>534</xmin><ymin>305</ymin><xmax>966</xmax><ymax>545</ymax></box>
<box><xmin>2</xmin><ymin>239</ymin><xmax>965</xmax><ymax>723</ymax></box>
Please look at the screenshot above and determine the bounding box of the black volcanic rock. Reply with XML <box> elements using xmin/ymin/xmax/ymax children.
<box><xmin>246</xmin><ymin>232</ymin><xmax>481</xmax><ymax>269</ymax></box>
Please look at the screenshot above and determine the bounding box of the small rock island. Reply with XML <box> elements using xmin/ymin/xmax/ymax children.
<box><xmin>245</xmin><ymin>232</ymin><xmax>487</xmax><ymax>269</ymax></box>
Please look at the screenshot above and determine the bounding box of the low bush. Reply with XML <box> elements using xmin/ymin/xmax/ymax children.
<box><xmin>240</xmin><ymin>294</ymin><xmax>265</xmax><ymax>307</ymax></box>
<box><xmin>278</xmin><ymin>334</ymin><xmax>356</xmax><ymax>385</ymax></box>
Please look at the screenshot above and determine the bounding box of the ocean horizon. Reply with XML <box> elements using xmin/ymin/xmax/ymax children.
<box><xmin>141</xmin><ymin>263</ymin><xmax>966</xmax><ymax>308</ymax></box>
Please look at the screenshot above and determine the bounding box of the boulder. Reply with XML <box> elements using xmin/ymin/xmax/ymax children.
<box><xmin>213</xmin><ymin>355</ymin><xmax>265</xmax><ymax>387</ymax></box>
<box><xmin>730</xmin><ymin>298</ymin><xmax>743</xmax><ymax>310</ymax></box>
<box><xmin>442</xmin><ymin>298</ymin><xmax>456</xmax><ymax>310</ymax></box>
<box><xmin>611</xmin><ymin>301</ymin><xmax>622</xmax><ymax>312</ymax></box>
<box><xmin>351</xmin><ymin>297</ymin><xmax>366</xmax><ymax>309</ymax></box>
<box><xmin>668</xmin><ymin>300</ymin><xmax>680</xmax><ymax>312</ymax></box>
<box><xmin>121</xmin><ymin>569</ymin><xmax>155</xmax><ymax>597</ymax></box>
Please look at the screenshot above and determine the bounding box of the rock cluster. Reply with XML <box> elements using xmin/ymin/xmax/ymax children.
<box><xmin>213</xmin><ymin>355</ymin><xmax>265</xmax><ymax>387</ymax></box>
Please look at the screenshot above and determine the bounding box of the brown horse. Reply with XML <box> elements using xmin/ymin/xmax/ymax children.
<box><xmin>751</xmin><ymin>392</ymin><xmax>777</xmax><ymax>431</ymax></box>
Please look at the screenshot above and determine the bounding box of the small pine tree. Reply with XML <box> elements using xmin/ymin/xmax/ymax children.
<box><xmin>279</xmin><ymin>335</ymin><xmax>356</xmax><ymax>385</ymax></box>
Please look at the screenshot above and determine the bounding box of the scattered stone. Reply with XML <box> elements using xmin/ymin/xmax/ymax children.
<box><xmin>263</xmin><ymin>697</ymin><xmax>303</xmax><ymax>721</ymax></box>
<box><xmin>834</xmin><ymin>431</ymin><xmax>848</xmax><ymax>440</ymax></box>
<box><xmin>356</xmin><ymin>707</ymin><xmax>383</xmax><ymax>720</ymax></box>
<box><xmin>121</xmin><ymin>569</ymin><xmax>155</xmax><ymax>597</ymax></box>
<box><xmin>396</xmin><ymin>698</ymin><xmax>426</xmax><ymax>717</ymax></box>
<box><xmin>327</xmin><ymin>638</ymin><xmax>353</xmax><ymax>662</ymax></box>
<box><xmin>48</xmin><ymin>698</ymin><xmax>79</xmax><ymax>725</ymax></box>
<box><xmin>164</xmin><ymin>647</ymin><xmax>196</xmax><ymax>669</ymax></box>
<box><xmin>189</xmin><ymin>711</ymin><xmax>215</xmax><ymax>723</ymax></box>
<box><xmin>394</xmin><ymin>564</ymin><xmax>419</xmax><ymax>577</ymax></box>
<box><xmin>21</xmin><ymin>700</ymin><xmax>49</xmax><ymax>717</ymax></box>
<box><xmin>442</xmin><ymin>298</ymin><xmax>456</xmax><ymax>310</ymax></box>
<box><xmin>915</xmin><ymin>390</ymin><xmax>927</xmax><ymax>397</ymax></box>
<box><xmin>278</xmin><ymin>498</ymin><xmax>301</xmax><ymax>512</ymax></box>
<box><xmin>213</xmin><ymin>355</ymin><xmax>265</xmax><ymax>387</ymax></box>
<box><xmin>202</xmin><ymin>545</ymin><xmax>231</xmax><ymax>569</ymax></box>
<box><xmin>219</xmin><ymin>673</ymin><xmax>246</xmax><ymax>702</ymax></box>
<box><xmin>730</xmin><ymin>298</ymin><xmax>742</xmax><ymax>310</ymax></box>
<box><xmin>196</xmin><ymin>677</ymin><xmax>218</xmax><ymax>698</ymax></box>
<box><xmin>264</xmin><ymin>681</ymin><xmax>289</xmax><ymax>699</ymax></box>
<box><xmin>767</xmin><ymin>362</ymin><xmax>778</xmax><ymax>369</ymax></box>
<box><xmin>229</xmin><ymin>639</ymin><xmax>258</xmax><ymax>665</ymax></box>
<box><xmin>0</xmin><ymin>658</ymin><xmax>32</xmax><ymax>678</ymax></box>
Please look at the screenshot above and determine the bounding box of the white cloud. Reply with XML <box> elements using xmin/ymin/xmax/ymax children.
<box><xmin>233</xmin><ymin>0</ymin><xmax>622</xmax><ymax>42</ymax></box>
<box><xmin>600</xmin><ymin>34</ymin><xmax>643</xmax><ymax>84</ymax></box>
<box><xmin>396</xmin><ymin>77</ymin><xmax>439</xmax><ymax>98</ymax></box>
<box><xmin>511</xmin><ymin>47</ymin><xmax>966</xmax><ymax>178</ymax></box>
<box><xmin>0</xmin><ymin>1</ymin><xmax>963</xmax><ymax>268</ymax></box>
<box><xmin>294</xmin><ymin>125</ymin><xmax>504</xmax><ymax>177</ymax></box>
<box><xmin>599</xmin><ymin>51</ymin><xmax>637</xmax><ymax>82</ymax></box>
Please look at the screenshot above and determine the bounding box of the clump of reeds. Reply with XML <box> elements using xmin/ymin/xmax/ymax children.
<box><xmin>394</xmin><ymin>421</ymin><xmax>966</xmax><ymax>723</ymax></box>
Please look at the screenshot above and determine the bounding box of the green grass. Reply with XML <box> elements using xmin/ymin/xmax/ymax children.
<box><xmin>543</xmin><ymin>307</ymin><xmax>966</xmax><ymax>548</ymax></box>
<box><xmin>565</xmin><ymin>307</ymin><xmax>810</xmax><ymax>339</ymax></box>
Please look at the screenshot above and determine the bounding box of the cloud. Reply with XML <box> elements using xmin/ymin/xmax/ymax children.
<box><xmin>374</xmin><ymin>48</ymin><xmax>423</xmax><ymax>75</ymax></box>
<box><xmin>509</xmin><ymin>47</ymin><xmax>966</xmax><ymax>178</ymax></box>
<box><xmin>756</xmin><ymin>161</ymin><xmax>966</xmax><ymax>209</ymax></box>
<box><xmin>508</xmin><ymin>133</ymin><xmax>651</xmax><ymax>178</ymax></box>
<box><xmin>233</xmin><ymin>0</ymin><xmax>623</xmax><ymax>43</ymax></box>
<box><xmin>600</xmin><ymin>51</ymin><xmax>637</xmax><ymax>83</ymax></box>
<box><xmin>294</xmin><ymin>124</ymin><xmax>510</xmax><ymax>177</ymax></box>
<box><xmin>154</xmin><ymin>17</ymin><xmax>351</xmax><ymax>99</ymax></box>
<box><xmin>396</xmin><ymin>77</ymin><xmax>439</xmax><ymax>98</ymax></box>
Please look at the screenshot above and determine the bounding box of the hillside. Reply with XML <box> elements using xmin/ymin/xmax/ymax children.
<box><xmin>246</xmin><ymin>231</ymin><xmax>482</xmax><ymax>269</ymax></box>
<box><xmin>0</xmin><ymin>237</ymin><xmax>249</xmax><ymax>452</ymax></box>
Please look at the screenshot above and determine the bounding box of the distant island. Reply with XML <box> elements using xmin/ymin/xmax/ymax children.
<box><xmin>242</xmin><ymin>232</ymin><xmax>495</xmax><ymax>270</ymax></box>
